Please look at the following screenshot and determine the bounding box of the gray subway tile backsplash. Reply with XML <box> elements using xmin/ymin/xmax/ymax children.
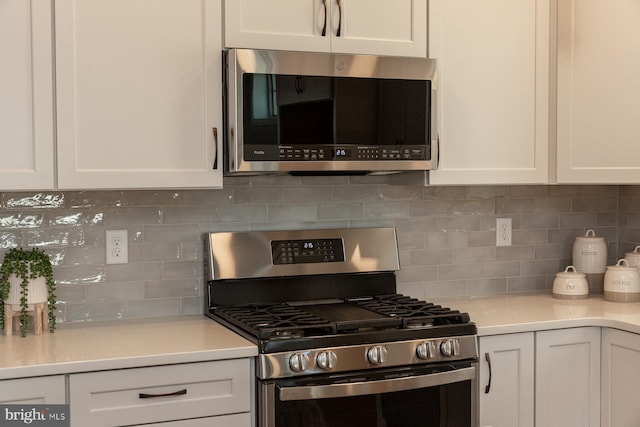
<box><xmin>1</xmin><ymin>180</ymin><xmax>637</xmax><ymax>325</ymax></box>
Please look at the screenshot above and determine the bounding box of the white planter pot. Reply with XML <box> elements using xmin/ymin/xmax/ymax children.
<box><xmin>6</xmin><ymin>274</ymin><xmax>48</xmax><ymax>310</ymax></box>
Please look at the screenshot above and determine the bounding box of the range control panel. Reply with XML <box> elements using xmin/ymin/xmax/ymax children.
<box><xmin>271</xmin><ymin>238</ymin><xmax>345</xmax><ymax>264</ymax></box>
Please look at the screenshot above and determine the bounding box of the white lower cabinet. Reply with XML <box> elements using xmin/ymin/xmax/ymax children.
<box><xmin>536</xmin><ymin>327</ymin><xmax>601</xmax><ymax>427</ymax></box>
<box><xmin>479</xmin><ymin>332</ymin><xmax>535</xmax><ymax>427</ymax></box>
<box><xmin>601</xmin><ymin>328</ymin><xmax>640</xmax><ymax>427</ymax></box>
<box><xmin>148</xmin><ymin>413</ymin><xmax>251</xmax><ymax>426</ymax></box>
<box><xmin>69</xmin><ymin>359</ymin><xmax>251</xmax><ymax>427</ymax></box>
<box><xmin>479</xmin><ymin>327</ymin><xmax>600</xmax><ymax>427</ymax></box>
<box><xmin>0</xmin><ymin>375</ymin><xmax>66</xmax><ymax>404</ymax></box>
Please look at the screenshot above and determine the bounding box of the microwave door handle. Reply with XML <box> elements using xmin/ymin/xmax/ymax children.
<box><xmin>321</xmin><ymin>0</ymin><xmax>328</xmax><ymax>36</ymax></box>
<box><xmin>278</xmin><ymin>366</ymin><xmax>476</xmax><ymax>401</ymax></box>
<box><xmin>335</xmin><ymin>0</ymin><xmax>342</xmax><ymax>37</ymax></box>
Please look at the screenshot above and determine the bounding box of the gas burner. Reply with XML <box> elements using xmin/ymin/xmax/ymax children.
<box><xmin>270</xmin><ymin>329</ymin><xmax>305</xmax><ymax>339</ymax></box>
<box><xmin>406</xmin><ymin>321</ymin><xmax>435</xmax><ymax>329</ymax></box>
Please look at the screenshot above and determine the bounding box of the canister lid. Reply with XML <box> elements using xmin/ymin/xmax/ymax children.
<box><xmin>555</xmin><ymin>265</ymin><xmax>585</xmax><ymax>278</ymax></box>
<box><xmin>607</xmin><ymin>259</ymin><xmax>636</xmax><ymax>270</ymax></box>
<box><xmin>575</xmin><ymin>229</ymin><xmax>605</xmax><ymax>241</ymax></box>
<box><xmin>624</xmin><ymin>245</ymin><xmax>640</xmax><ymax>257</ymax></box>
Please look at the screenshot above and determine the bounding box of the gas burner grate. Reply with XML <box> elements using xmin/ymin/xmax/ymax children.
<box><xmin>213</xmin><ymin>303</ymin><xmax>336</xmax><ymax>340</ymax></box>
<box><xmin>347</xmin><ymin>294</ymin><xmax>471</xmax><ymax>327</ymax></box>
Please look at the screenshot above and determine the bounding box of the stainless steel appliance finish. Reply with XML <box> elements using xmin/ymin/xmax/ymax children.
<box><xmin>205</xmin><ymin>227</ymin><xmax>478</xmax><ymax>427</ymax></box>
<box><xmin>258</xmin><ymin>335</ymin><xmax>478</xmax><ymax>379</ymax></box>
<box><xmin>207</xmin><ymin>227</ymin><xmax>399</xmax><ymax>280</ymax></box>
<box><xmin>224</xmin><ymin>48</ymin><xmax>438</xmax><ymax>175</ymax></box>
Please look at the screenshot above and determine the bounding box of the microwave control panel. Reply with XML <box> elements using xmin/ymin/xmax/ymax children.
<box><xmin>279</xmin><ymin>145</ymin><xmax>429</xmax><ymax>161</ymax></box>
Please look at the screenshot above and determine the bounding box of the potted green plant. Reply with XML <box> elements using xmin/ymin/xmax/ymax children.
<box><xmin>0</xmin><ymin>247</ymin><xmax>56</xmax><ymax>337</ymax></box>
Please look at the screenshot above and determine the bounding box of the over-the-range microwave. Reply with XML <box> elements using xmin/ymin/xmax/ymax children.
<box><xmin>223</xmin><ymin>48</ymin><xmax>437</xmax><ymax>176</ymax></box>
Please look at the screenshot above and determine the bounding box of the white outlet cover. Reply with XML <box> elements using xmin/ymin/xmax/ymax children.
<box><xmin>106</xmin><ymin>230</ymin><xmax>128</xmax><ymax>264</ymax></box>
<box><xmin>496</xmin><ymin>218</ymin><xmax>512</xmax><ymax>246</ymax></box>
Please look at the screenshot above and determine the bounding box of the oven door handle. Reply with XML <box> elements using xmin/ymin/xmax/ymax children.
<box><xmin>278</xmin><ymin>366</ymin><xmax>476</xmax><ymax>401</ymax></box>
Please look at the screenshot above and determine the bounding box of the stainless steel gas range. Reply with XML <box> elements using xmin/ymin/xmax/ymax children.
<box><xmin>205</xmin><ymin>227</ymin><xmax>479</xmax><ymax>427</ymax></box>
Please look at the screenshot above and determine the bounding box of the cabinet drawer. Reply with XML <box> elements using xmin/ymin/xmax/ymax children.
<box><xmin>154</xmin><ymin>413</ymin><xmax>251</xmax><ymax>426</ymax></box>
<box><xmin>69</xmin><ymin>359</ymin><xmax>251</xmax><ymax>427</ymax></box>
<box><xmin>0</xmin><ymin>375</ymin><xmax>66</xmax><ymax>404</ymax></box>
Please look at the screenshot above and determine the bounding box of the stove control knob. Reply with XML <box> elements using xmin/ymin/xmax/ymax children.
<box><xmin>440</xmin><ymin>339</ymin><xmax>460</xmax><ymax>357</ymax></box>
<box><xmin>416</xmin><ymin>341</ymin><xmax>437</xmax><ymax>359</ymax></box>
<box><xmin>367</xmin><ymin>345</ymin><xmax>388</xmax><ymax>364</ymax></box>
<box><xmin>289</xmin><ymin>353</ymin><xmax>310</xmax><ymax>372</ymax></box>
<box><xmin>316</xmin><ymin>351</ymin><xmax>338</xmax><ymax>370</ymax></box>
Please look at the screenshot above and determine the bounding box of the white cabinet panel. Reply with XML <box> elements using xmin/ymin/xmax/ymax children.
<box><xmin>69</xmin><ymin>359</ymin><xmax>251</xmax><ymax>427</ymax></box>
<box><xmin>602</xmin><ymin>328</ymin><xmax>640</xmax><ymax>427</ymax></box>
<box><xmin>329</xmin><ymin>0</ymin><xmax>427</xmax><ymax>57</ymax></box>
<box><xmin>224</xmin><ymin>0</ymin><xmax>427</xmax><ymax>57</ymax></box>
<box><xmin>0</xmin><ymin>376</ymin><xmax>65</xmax><ymax>404</ymax></box>
<box><xmin>557</xmin><ymin>0</ymin><xmax>640</xmax><ymax>183</ymax></box>
<box><xmin>224</xmin><ymin>0</ymin><xmax>330</xmax><ymax>52</ymax></box>
<box><xmin>0</xmin><ymin>0</ymin><xmax>55</xmax><ymax>190</ymax></box>
<box><xmin>428</xmin><ymin>0</ymin><xmax>550</xmax><ymax>185</ymax></box>
<box><xmin>127</xmin><ymin>413</ymin><xmax>251</xmax><ymax>426</ymax></box>
<box><xmin>536</xmin><ymin>327</ymin><xmax>600</xmax><ymax>427</ymax></box>
<box><xmin>55</xmin><ymin>0</ymin><xmax>222</xmax><ymax>189</ymax></box>
<box><xmin>479</xmin><ymin>333</ymin><xmax>535</xmax><ymax>427</ymax></box>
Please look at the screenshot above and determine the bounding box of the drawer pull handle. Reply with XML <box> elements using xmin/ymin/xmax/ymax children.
<box><xmin>139</xmin><ymin>388</ymin><xmax>187</xmax><ymax>399</ymax></box>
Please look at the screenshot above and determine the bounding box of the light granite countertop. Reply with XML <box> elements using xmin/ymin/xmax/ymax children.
<box><xmin>0</xmin><ymin>316</ymin><xmax>257</xmax><ymax>380</ymax></box>
<box><xmin>435</xmin><ymin>293</ymin><xmax>640</xmax><ymax>336</ymax></box>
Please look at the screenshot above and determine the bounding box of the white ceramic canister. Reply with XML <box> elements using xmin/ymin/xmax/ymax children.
<box><xmin>552</xmin><ymin>266</ymin><xmax>589</xmax><ymax>299</ymax></box>
<box><xmin>572</xmin><ymin>229</ymin><xmax>607</xmax><ymax>294</ymax></box>
<box><xmin>624</xmin><ymin>245</ymin><xmax>640</xmax><ymax>268</ymax></box>
<box><xmin>604</xmin><ymin>259</ymin><xmax>640</xmax><ymax>303</ymax></box>
<box><xmin>572</xmin><ymin>229</ymin><xmax>607</xmax><ymax>273</ymax></box>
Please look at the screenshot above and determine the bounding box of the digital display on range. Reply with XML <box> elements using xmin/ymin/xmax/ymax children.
<box><xmin>271</xmin><ymin>238</ymin><xmax>345</xmax><ymax>264</ymax></box>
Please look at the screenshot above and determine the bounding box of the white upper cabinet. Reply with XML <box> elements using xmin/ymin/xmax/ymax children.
<box><xmin>55</xmin><ymin>0</ymin><xmax>223</xmax><ymax>190</ymax></box>
<box><xmin>0</xmin><ymin>0</ymin><xmax>55</xmax><ymax>190</ymax></box>
<box><xmin>556</xmin><ymin>0</ymin><xmax>640</xmax><ymax>184</ymax></box>
<box><xmin>428</xmin><ymin>0</ymin><xmax>551</xmax><ymax>185</ymax></box>
<box><xmin>224</xmin><ymin>0</ymin><xmax>427</xmax><ymax>57</ymax></box>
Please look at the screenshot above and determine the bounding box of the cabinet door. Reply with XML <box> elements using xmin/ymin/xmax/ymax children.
<box><xmin>478</xmin><ymin>333</ymin><xmax>534</xmax><ymax>427</ymax></box>
<box><xmin>0</xmin><ymin>376</ymin><xmax>66</xmax><ymax>404</ymax></box>
<box><xmin>0</xmin><ymin>0</ymin><xmax>54</xmax><ymax>190</ymax></box>
<box><xmin>224</xmin><ymin>0</ymin><xmax>330</xmax><ymax>52</ymax></box>
<box><xmin>330</xmin><ymin>0</ymin><xmax>427</xmax><ymax>57</ymax></box>
<box><xmin>602</xmin><ymin>328</ymin><xmax>640</xmax><ymax>427</ymax></box>
<box><xmin>224</xmin><ymin>0</ymin><xmax>427</xmax><ymax>57</ymax></box>
<box><xmin>556</xmin><ymin>0</ymin><xmax>640</xmax><ymax>183</ymax></box>
<box><xmin>428</xmin><ymin>0</ymin><xmax>551</xmax><ymax>185</ymax></box>
<box><xmin>55</xmin><ymin>0</ymin><xmax>222</xmax><ymax>189</ymax></box>
<box><xmin>536</xmin><ymin>327</ymin><xmax>600</xmax><ymax>427</ymax></box>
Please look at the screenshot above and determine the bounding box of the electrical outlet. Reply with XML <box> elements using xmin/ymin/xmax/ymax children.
<box><xmin>496</xmin><ymin>218</ymin><xmax>512</xmax><ymax>246</ymax></box>
<box><xmin>106</xmin><ymin>230</ymin><xmax>128</xmax><ymax>264</ymax></box>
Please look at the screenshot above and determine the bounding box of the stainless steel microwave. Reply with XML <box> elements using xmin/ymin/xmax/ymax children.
<box><xmin>223</xmin><ymin>48</ymin><xmax>437</xmax><ymax>175</ymax></box>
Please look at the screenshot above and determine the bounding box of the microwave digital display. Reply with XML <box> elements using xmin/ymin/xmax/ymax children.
<box><xmin>241</xmin><ymin>74</ymin><xmax>430</xmax><ymax>162</ymax></box>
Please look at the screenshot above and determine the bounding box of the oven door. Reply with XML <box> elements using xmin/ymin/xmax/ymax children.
<box><xmin>259</xmin><ymin>360</ymin><xmax>478</xmax><ymax>427</ymax></box>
